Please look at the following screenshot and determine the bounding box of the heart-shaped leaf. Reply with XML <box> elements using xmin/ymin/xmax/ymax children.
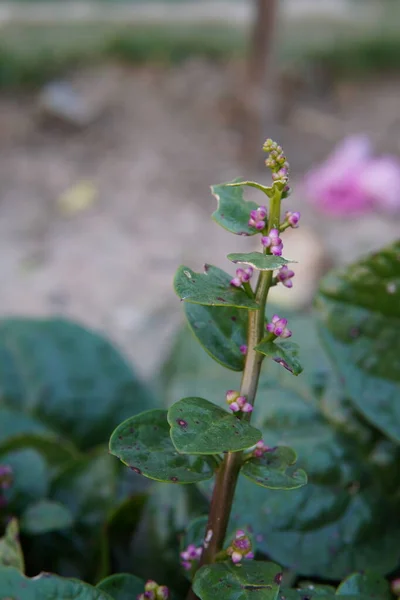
<box><xmin>183</xmin><ymin>303</ymin><xmax>247</xmax><ymax>371</ymax></box>
<box><xmin>242</xmin><ymin>446</ymin><xmax>307</xmax><ymax>490</ymax></box>
<box><xmin>168</xmin><ymin>398</ymin><xmax>262</xmax><ymax>454</ymax></box>
<box><xmin>255</xmin><ymin>340</ymin><xmax>303</xmax><ymax>376</ymax></box>
<box><xmin>174</xmin><ymin>265</ymin><xmax>259</xmax><ymax>309</ymax></box>
<box><xmin>193</xmin><ymin>560</ymin><xmax>282</xmax><ymax>600</ymax></box>
<box><xmin>211</xmin><ymin>179</ymin><xmax>261</xmax><ymax>236</ymax></box>
<box><xmin>228</xmin><ymin>252</ymin><xmax>294</xmax><ymax>271</ymax></box>
<box><xmin>0</xmin><ymin>566</ymin><xmax>114</xmax><ymax>599</ymax></box>
<box><xmin>0</xmin><ymin>318</ymin><xmax>156</xmax><ymax>449</ymax></box>
<box><xmin>110</xmin><ymin>409</ymin><xmax>216</xmax><ymax>484</ymax></box>
<box><xmin>0</xmin><ymin>520</ymin><xmax>24</xmax><ymax>572</ymax></box>
<box><xmin>20</xmin><ymin>500</ymin><xmax>74</xmax><ymax>535</ymax></box>
<box><xmin>97</xmin><ymin>573</ymin><xmax>145</xmax><ymax>600</ymax></box>
<box><xmin>316</xmin><ymin>240</ymin><xmax>400</xmax><ymax>443</ymax></box>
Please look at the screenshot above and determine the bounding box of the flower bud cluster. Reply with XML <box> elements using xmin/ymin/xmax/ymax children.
<box><xmin>261</xmin><ymin>228</ymin><xmax>283</xmax><ymax>256</ymax></box>
<box><xmin>252</xmin><ymin>440</ymin><xmax>273</xmax><ymax>458</ymax></box>
<box><xmin>180</xmin><ymin>544</ymin><xmax>203</xmax><ymax>571</ymax></box>
<box><xmin>226</xmin><ymin>390</ymin><xmax>253</xmax><ymax>414</ymax></box>
<box><xmin>230</xmin><ymin>267</ymin><xmax>254</xmax><ymax>288</ymax></box>
<box><xmin>138</xmin><ymin>581</ymin><xmax>169</xmax><ymax>600</ymax></box>
<box><xmin>226</xmin><ymin>530</ymin><xmax>254</xmax><ymax>564</ymax></box>
<box><xmin>266</xmin><ymin>314</ymin><xmax>292</xmax><ymax>338</ymax></box>
<box><xmin>276</xmin><ymin>265</ymin><xmax>295</xmax><ymax>288</ymax></box>
<box><xmin>248</xmin><ymin>206</ymin><xmax>267</xmax><ymax>230</ymax></box>
<box><xmin>263</xmin><ymin>139</ymin><xmax>290</xmax><ymax>183</ymax></box>
<box><xmin>285</xmin><ymin>211</ymin><xmax>300</xmax><ymax>228</ymax></box>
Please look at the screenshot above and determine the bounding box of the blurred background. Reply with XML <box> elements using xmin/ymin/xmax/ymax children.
<box><xmin>0</xmin><ymin>0</ymin><xmax>399</xmax><ymax>377</ymax></box>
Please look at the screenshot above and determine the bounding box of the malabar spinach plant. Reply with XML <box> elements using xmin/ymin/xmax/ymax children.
<box><xmin>0</xmin><ymin>140</ymin><xmax>399</xmax><ymax>600</ymax></box>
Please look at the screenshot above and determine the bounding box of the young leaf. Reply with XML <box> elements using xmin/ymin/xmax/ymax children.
<box><xmin>110</xmin><ymin>409</ymin><xmax>216</xmax><ymax>484</ymax></box>
<box><xmin>193</xmin><ymin>561</ymin><xmax>282</xmax><ymax>600</ymax></box>
<box><xmin>211</xmin><ymin>179</ymin><xmax>261</xmax><ymax>236</ymax></box>
<box><xmin>242</xmin><ymin>446</ymin><xmax>307</xmax><ymax>490</ymax></box>
<box><xmin>316</xmin><ymin>240</ymin><xmax>400</xmax><ymax>443</ymax></box>
<box><xmin>255</xmin><ymin>340</ymin><xmax>303</xmax><ymax>376</ymax></box>
<box><xmin>168</xmin><ymin>398</ymin><xmax>262</xmax><ymax>455</ymax></box>
<box><xmin>0</xmin><ymin>566</ymin><xmax>114</xmax><ymax>599</ymax></box>
<box><xmin>0</xmin><ymin>519</ymin><xmax>24</xmax><ymax>572</ymax></box>
<box><xmin>97</xmin><ymin>573</ymin><xmax>145</xmax><ymax>600</ymax></box>
<box><xmin>228</xmin><ymin>252</ymin><xmax>294</xmax><ymax>271</ymax></box>
<box><xmin>183</xmin><ymin>303</ymin><xmax>247</xmax><ymax>371</ymax></box>
<box><xmin>174</xmin><ymin>265</ymin><xmax>259</xmax><ymax>309</ymax></box>
<box><xmin>20</xmin><ymin>500</ymin><xmax>74</xmax><ymax>535</ymax></box>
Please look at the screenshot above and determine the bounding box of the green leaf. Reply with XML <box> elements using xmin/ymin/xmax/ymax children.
<box><xmin>159</xmin><ymin>325</ymin><xmax>241</xmax><ymax>408</ymax></box>
<box><xmin>174</xmin><ymin>265</ymin><xmax>259</xmax><ymax>310</ymax></box>
<box><xmin>110</xmin><ymin>409</ymin><xmax>216</xmax><ymax>484</ymax></box>
<box><xmin>0</xmin><ymin>566</ymin><xmax>114</xmax><ymax>599</ymax></box>
<box><xmin>242</xmin><ymin>446</ymin><xmax>307</xmax><ymax>490</ymax></box>
<box><xmin>0</xmin><ymin>448</ymin><xmax>49</xmax><ymax>511</ymax></box>
<box><xmin>193</xmin><ymin>561</ymin><xmax>282</xmax><ymax>600</ymax></box>
<box><xmin>20</xmin><ymin>500</ymin><xmax>74</xmax><ymax>535</ymax></box>
<box><xmin>0</xmin><ymin>407</ymin><xmax>50</xmax><ymax>443</ymax></box>
<box><xmin>316</xmin><ymin>240</ymin><xmax>400</xmax><ymax>443</ymax></box>
<box><xmin>225</xmin><ymin>390</ymin><xmax>400</xmax><ymax>578</ymax></box>
<box><xmin>50</xmin><ymin>452</ymin><xmax>116</xmax><ymax>527</ymax></box>
<box><xmin>97</xmin><ymin>573</ymin><xmax>145</xmax><ymax>600</ymax></box>
<box><xmin>0</xmin><ymin>433</ymin><xmax>79</xmax><ymax>469</ymax></box>
<box><xmin>0</xmin><ymin>519</ymin><xmax>24</xmax><ymax>572</ymax></box>
<box><xmin>228</xmin><ymin>252</ymin><xmax>294</xmax><ymax>271</ymax></box>
<box><xmin>168</xmin><ymin>397</ymin><xmax>262</xmax><ymax>454</ymax></box>
<box><xmin>211</xmin><ymin>179</ymin><xmax>261</xmax><ymax>236</ymax></box>
<box><xmin>255</xmin><ymin>340</ymin><xmax>303</xmax><ymax>376</ymax></box>
<box><xmin>183</xmin><ymin>303</ymin><xmax>247</xmax><ymax>371</ymax></box>
<box><xmin>0</xmin><ymin>317</ymin><xmax>155</xmax><ymax>450</ymax></box>
<box><xmin>336</xmin><ymin>572</ymin><xmax>391</xmax><ymax>599</ymax></box>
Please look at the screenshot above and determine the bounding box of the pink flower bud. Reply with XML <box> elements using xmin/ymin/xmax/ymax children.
<box><xmin>226</xmin><ymin>390</ymin><xmax>240</xmax><ymax>403</ymax></box>
<box><xmin>277</xmin><ymin>265</ymin><xmax>295</xmax><ymax>288</ymax></box>
<box><xmin>285</xmin><ymin>211</ymin><xmax>300</xmax><ymax>228</ymax></box>
<box><xmin>266</xmin><ymin>314</ymin><xmax>292</xmax><ymax>339</ymax></box>
<box><xmin>239</xmin><ymin>345</ymin><xmax>248</xmax><ymax>355</ymax></box>
<box><xmin>230</xmin><ymin>277</ymin><xmax>242</xmax><ymax>288</ymax></box>
<box><xmin>231</xmin><ymin>551</ymin><xmax>242</xmax><ymax>564</ymax></box>
<box><xmin>157</xmin><ymin>587</ymin><xmax>169</xmax><ymax>600</ymax></box>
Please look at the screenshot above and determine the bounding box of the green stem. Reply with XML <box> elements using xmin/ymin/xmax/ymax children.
<box><xmin>190</xmin><ymin>190</ymin><xmax>282</xmax><ymax>584</ymax></box>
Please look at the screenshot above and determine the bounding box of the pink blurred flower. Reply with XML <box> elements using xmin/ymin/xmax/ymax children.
<box><xmin>303</xmin><ymin>135</ymin><xmax>400</xmax><ymax>215</ymax></box>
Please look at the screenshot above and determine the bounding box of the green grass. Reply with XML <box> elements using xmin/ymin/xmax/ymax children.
<box><xmin>0</xmin><ymin>23</ymin><xmax>245</xmax><ymax>88</ymax></box>
<box><xmin>1</xmin><ymin>14</ymin><xmax>400</xmax><ymax>90</ymax></box>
